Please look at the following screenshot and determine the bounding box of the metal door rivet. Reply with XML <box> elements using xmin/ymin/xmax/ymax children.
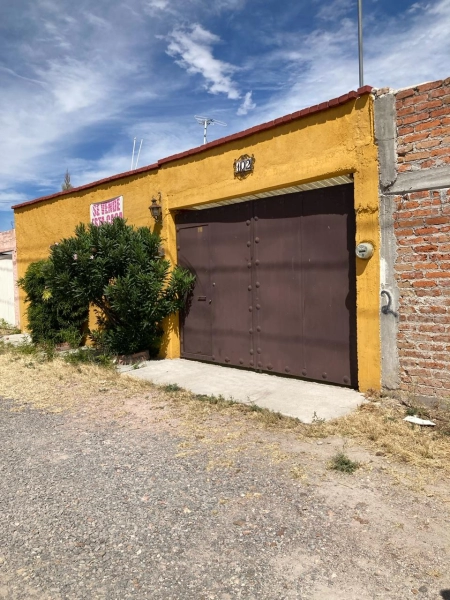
<box><xmin>239</xmin><ymin>359</ymin><xmax>244</xmax><ymax>365</ymax></box>
<box><xmin>255</xmin><ymin>282</ymin><xmax>260</xmax><ymax>288</ymax></box>
<box><xmin>247</xmin><ymin>241</ymin><xmax>251</xmax><ymax>247</ymax></box>
<box><xmin>258</xmin><ymin>362</ymin><xmax>262</xmax><ymax>367</ymax></box>
<box><xmin>247</xmin><ymin>262</ymin><xmax>252</xmax><ymax>268</ymax></box>
<box><xmin>257</xmin><ymin>348</ymin><xmax>261</xmax><ymax>354</ymax></box>
<box><xmin>249</xmin><ymin>329</ymin><xmax>253</xmax><ymax>334</ymax></box>
<box><xmin>212</xmin><ymin>355</ymin><xmax>215</xmax><ymax>360</ymax></box>
<box><xmin>225</xmin><ymin>357</ymin><xmax>230</xmax><ymax>363</ymax></box>
<box><xmin>177</xmin><ymin>246</ymin><xmax>180</xmax><ymax>251</ymax></box>
<box><xmin>322</xmin><ymin>372</ymin><xmax>328</xmax><ymax>379</ymax></box>
<box><xmin>267</xmin><ymin>364</ymin><xmax>273</xmax><ymax>370</ymax></box>
<box><xmin>255</xmin><ymin>260</ymin><xmax>260</xmax><ymax>266</ymax></box>
<box><xmin>250</xmin><ymin>360</ymin><xmax>254</xmax><ymax>366</ymax></box>
<box><xmin>302</xmin><ymin>369</ymin><xmax>307</xmax><ymax>376</ymax></box>
<box><xmin>176</xmin><ymin>228</ymin><xmax>180</xmax><ymax>232</ymax></box>
<box><xmin>246</xmin><ymin>220</ymin><xmax>251</xmax><ymax>226</ymax></box>
<box><xmin>256</xmin><ymin>326</ymin><xmax>261</xmax><ymax>332</ymax></box>
<box><xmin>343</xmin><ymin>376</ymin><xmax>350</xmax><ymax>384</ymax></box>
<box><xmin>285</xmin><ymin>367</ymin><xmax>290</xmax><ymax>373</ymax></box>
<box><xmin>248</xmin><ymin>285</ymin><xmax>252</xmax><ymax>291</ymax></box>
<box><xmin>250</xmin><ymin>349</ymin><xmax>254</xmax><ymax>355</ymax></box>
<box><xmin>255</xmin><ymin>237</ymin><xmax>260</xmax><ymax>243</ymax></box>
<box><xmin>249</xmin><ymin>306</ymin><xmax>253</xmax><ymax>312</ymax></box>
<box><xmin>256</xmin><ymin>304</ymin><xmax>261</xmax><ymax>310</ymax></box>
<box><xmin>212</xmin><ymin>282</ymin><xmax>216</xmax><ymax>286</ymax></box>
<box><xmin>254</xmin><ymin>216</ymin><xmax>259</xmax><ymax>221</ymax></box>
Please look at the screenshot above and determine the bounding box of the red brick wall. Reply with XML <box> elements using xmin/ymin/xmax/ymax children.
<box><xmin>394</xmin><ymin>189</ymin><xmax>450</xmax><ymax>397</ymax></box>
<box><xmin>396</xmin><ymin>78</ymin><xmax>450</xmax><ymax>173</ymax></box>
<box><xmin>393</xmin><ymin>79</ymin><xmax>450</xmax><ymax>397</ymax></box>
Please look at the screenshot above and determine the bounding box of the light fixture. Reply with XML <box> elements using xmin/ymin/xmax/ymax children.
<box><xmin>149</xmin><ymin>192</ymin><xmax>162</xmax><ymax>222</ymax></box>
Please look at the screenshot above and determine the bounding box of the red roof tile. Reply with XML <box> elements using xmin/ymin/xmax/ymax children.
<box><xmin>13</xmin><ymin>86</ymin><xmax>373</xmax><ymax>210</ymax></box>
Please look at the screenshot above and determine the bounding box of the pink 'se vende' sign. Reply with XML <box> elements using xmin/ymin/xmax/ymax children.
<box><xmin>90</xmin><ymin>196</ymin><xmax>123</xmax><ymax>225</ymax></box>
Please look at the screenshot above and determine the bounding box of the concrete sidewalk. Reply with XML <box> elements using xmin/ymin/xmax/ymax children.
<box><xmin>121</xmin><ymin>359</ymin><xmax>364</xmax><ymax>423</ymax></box>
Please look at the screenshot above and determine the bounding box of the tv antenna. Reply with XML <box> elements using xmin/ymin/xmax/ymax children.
<box><xmin>130</xmin><ymin>137</ymin><xmax>143</xmax><ymax>170</ymax></box>
<box><xmin>195</xmin><ymin>116</ymin><xmax>227</xmax><ymax>145</ymax></box>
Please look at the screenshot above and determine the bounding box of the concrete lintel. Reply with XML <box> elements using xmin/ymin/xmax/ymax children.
<box><xmin>386</xmin><ymin>165</ymin><xmax>450</xmax><ymax>195</ymax></box>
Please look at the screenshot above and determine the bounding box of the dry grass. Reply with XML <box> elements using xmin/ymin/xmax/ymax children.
<box><xmin>0</xmin><ymin>351</ymin><xmax>150</xmax><ymax>414</ymax></box>
<box><xmin>0</xmin><ymin>345</ymin><xmax>449</xmax><ymax>479</ymax></box>
<box><xmin>0</xmin><ymin>319</ymin><xmax>20</xmax><ymax>336</ymax></box>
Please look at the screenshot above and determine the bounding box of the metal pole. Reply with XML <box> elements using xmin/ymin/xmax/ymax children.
<box><xmin>203</xmin><ymin>120</ymin><xmax>208</xmax><ymax>145</ymax></box>
<box><xmin>358</xmin><ymin>0</ymin><xmax>364</xmax><ymax>87</ymax></box>
<box><xmin>131</xmin><ymin>137</ymin><xmax>136</xmax><ymax>170</ymax></box>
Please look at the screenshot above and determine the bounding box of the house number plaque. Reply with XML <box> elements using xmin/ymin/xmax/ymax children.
<box><xmin>234</xmin><ymin>154</ymin><xmax>255</xmax><ymax>179</ymax></box>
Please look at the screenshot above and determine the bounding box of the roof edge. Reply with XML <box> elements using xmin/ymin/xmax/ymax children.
<box><xmin>13</xmin><ymin>85</ymin><xmax>373</xmax><ymax>211</ymax></box>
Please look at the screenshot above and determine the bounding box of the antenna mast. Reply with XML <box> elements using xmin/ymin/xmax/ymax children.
<box><xmin>194</xmin><ymin>116</ymin><xmax>227</xmax><ymax>145</ymax></box>
<box><xmin>130</xmin><ymin>137</ymin><xmax>144</xmax><ymax>170</ymax></box>
<box><xmin>358</xmin><ymin>0</ymin><xmax>364</xmax><ymax>87</ymax></box>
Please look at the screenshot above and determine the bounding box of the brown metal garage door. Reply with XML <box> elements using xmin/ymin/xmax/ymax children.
<box><xmin>176</xmin><ymin>184</ymin><xmax>357</xmax><ymax>387</ymax></box>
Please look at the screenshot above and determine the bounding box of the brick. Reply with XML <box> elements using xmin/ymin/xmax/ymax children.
<box><xmin>396</xmin><ymin>88</ymin><xmax>415</xmax><ymax>100</ymax></box>
<box><xmin>397</xmin><ymin>143</ymin><xmax>414</xmax><ymax>155</ymax></box>
<box><xmin>401</xmin><ymin>201</ymin><xmax>420</xmax><ymax>209</ymax></box>
<box><xmin>416</xmin><ymin>99</ymin><xmax>443</xmax><ymax>111</ymax></box>
<box><xmin>412</xmin><ymin>280</ymin><xmax>436</xmax><ymax>287</ymax></box>
<box><xmin>429</xmin><ymin>125</ymin><xmax>450</xmax><ymax>137</ymax></box>
<box><xmin>397</xmin><ymin>105</ymin><xmax>415</xmax><ymax>117</ymax></box>
<box><xmin>431</xmin><ymin>147</ymin><xmax>450</xmax><ymax>157</ymax></box>
<box><xmin>407</xmin><ymin>150</ymin><xmax>434</xmax><ymax>161</ymax></box>
<box><xmin>401</xmin><ymin>132</ymin><xmax>429</xmax><ymax>144</ymax></box>
<box><xmin>426</xmin><ymin>270</ymin><xmax>450</xmax><ymax>278</ymax></box>
<box><xmin>416</xmin><ymin>80</ymin><xmax>443</xmax><ymax>93</ymax></box>
<box><xmin>413</xmin><ymin>262</ymin><xmax>438</xmax><ymax>270</ymax></box>
<box><xmin>425</xmin><ymin>216</ymin><xmax>448</xmax><ymax>225</ymax></box>
<box><xmin>415</xmin><ymin>119</ymin><xmax>443</xmax><ymax>132</ymax></box>
<box><xmin>415</xmin><ymin>227</ymin><xmax>437</xmax><ymax>235</ymax></box>
<box><xmin>420</xmin><ymin>159</ymin><xmax>436</xmax><ymax>169</ymax></box>
<box><xmin>431</xmin><ymin>107</ymin><xmax>450</xmax><ymax>119</ymax></box>
<box><xmin>402</xmin><ymin>93</ymin><xmax>429</xmax><ymax>106</ymax></box>
<box><xmin>398</xmin><ymin>125</ymin><xmax>415</xmax><ymax>136</ymax></box>
<box><xmin>400</xmin><ymin>113</ymin><xmax>430</xmax><ymax>126</ymax></box>
<box><xmin>398</xmin><ymin>164</ymin><xmax>412</xmax><ymax>172</ymax></box>
<box><xmin>410</xmin><ymin>190</ymin><xmax>431</xmax><ymax>199</ymax></box>
<box><xmin>398</xmin><ymin>218</ymin><xmax>425</xmax><ymax>228</ymax></box>
<box><xmin>415</xmin><ymin>139</ymin><xmax>441</xmax><ymax>150</ymax></box>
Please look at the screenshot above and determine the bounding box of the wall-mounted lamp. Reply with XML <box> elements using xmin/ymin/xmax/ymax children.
<box><xmin>149</xmin><ymin>192</ymin><xmax>162</xmax><ymax>222</ymax></box>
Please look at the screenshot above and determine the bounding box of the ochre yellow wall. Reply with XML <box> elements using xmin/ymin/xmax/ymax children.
<box><xmin>15</xmin><ymin>94</ymin><xmax>380</xmax><ymax>391</ymax></box>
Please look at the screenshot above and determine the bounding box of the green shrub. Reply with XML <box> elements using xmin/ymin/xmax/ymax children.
<box><xmin>19</xmin><ymin>260</ymin><xmax>88</xmax><ymax>345</ymax></box>
<box><xmin>19</xmin><ymin>218</ymin><xmax>195</xmax><ymax>356</ymax></box>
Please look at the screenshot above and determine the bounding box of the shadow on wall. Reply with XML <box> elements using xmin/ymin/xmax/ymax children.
<box><xmin>441</xmin><ymin>591</ymin><xmax>450</xmax><ymax>599</ymax></box>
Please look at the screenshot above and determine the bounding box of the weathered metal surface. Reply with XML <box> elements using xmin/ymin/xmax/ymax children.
<box><xmin>301</xmin><ymin>186</ymin><xmax>357</xmax><ymax>386</ymax></box>
<box><xmin>176</xmin><ymin>223</ymin><xmax>212</xmax><ymax>359</ymax></box>
<box><xmin>175</xmin><ymin>184</ymin><xmax>357</xmax><ymax>387</ymax></box>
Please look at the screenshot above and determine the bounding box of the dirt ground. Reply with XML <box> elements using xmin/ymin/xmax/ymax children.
<box><xmin>0</xmin><ymin>350</ymin><xmax>450</xmax><ymax>599</ymax></box>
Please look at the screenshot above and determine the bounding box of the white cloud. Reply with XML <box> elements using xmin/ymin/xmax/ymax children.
<box><xmin>317</xmin><ymin>0</ymin><xmax>353</xmax><ymax>21</ymax></box>
<box><xmin>0</xmin><ymin>192</ymin><xmax>29</xmax><ymax>212</ymax></box>
<box><xmin>166</xmin><ymin>24</ymin><xmax>241</xmax><ymax>99</ymax></box>
<box><xmin>237</xmin><ymin>91</ymin><xmax>256</xmax><ymax>116</ymax></box>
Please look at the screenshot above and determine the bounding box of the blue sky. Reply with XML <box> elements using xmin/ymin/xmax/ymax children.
<box><xmin>0</xmin><ymin>0</ymin><xmax>449</xmax><ymax>231</ymax></box>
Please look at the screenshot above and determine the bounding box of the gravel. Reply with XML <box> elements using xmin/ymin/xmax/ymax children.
<box><xmin>1</xmin><ymin>397</ymin><xmax>449</xmax><ymax>599</ymax></box>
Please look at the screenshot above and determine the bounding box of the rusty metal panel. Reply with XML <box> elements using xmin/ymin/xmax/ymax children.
<box><xmin>209</xmin><ymin>203</ymin><xmax>253</xmax><ymax>368</ymax></box>
<box><xmin>301</xmin><ymin>184</ymin><xmax>357</xmax><ymax>386</ymax></box>
<box><xmin>176</xmin><ymin>221</ymin><xmax>212</xmax><ymax>359</ymax></box>
<box><xmin>176</xmin><ymin>183</ymin><xmax>357</xmax><ymax>388</ymax></box>
<box><xmin>252</xmin><ymin>194</ymin><xmax>304</xmax><ymax>376</ymax></box>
